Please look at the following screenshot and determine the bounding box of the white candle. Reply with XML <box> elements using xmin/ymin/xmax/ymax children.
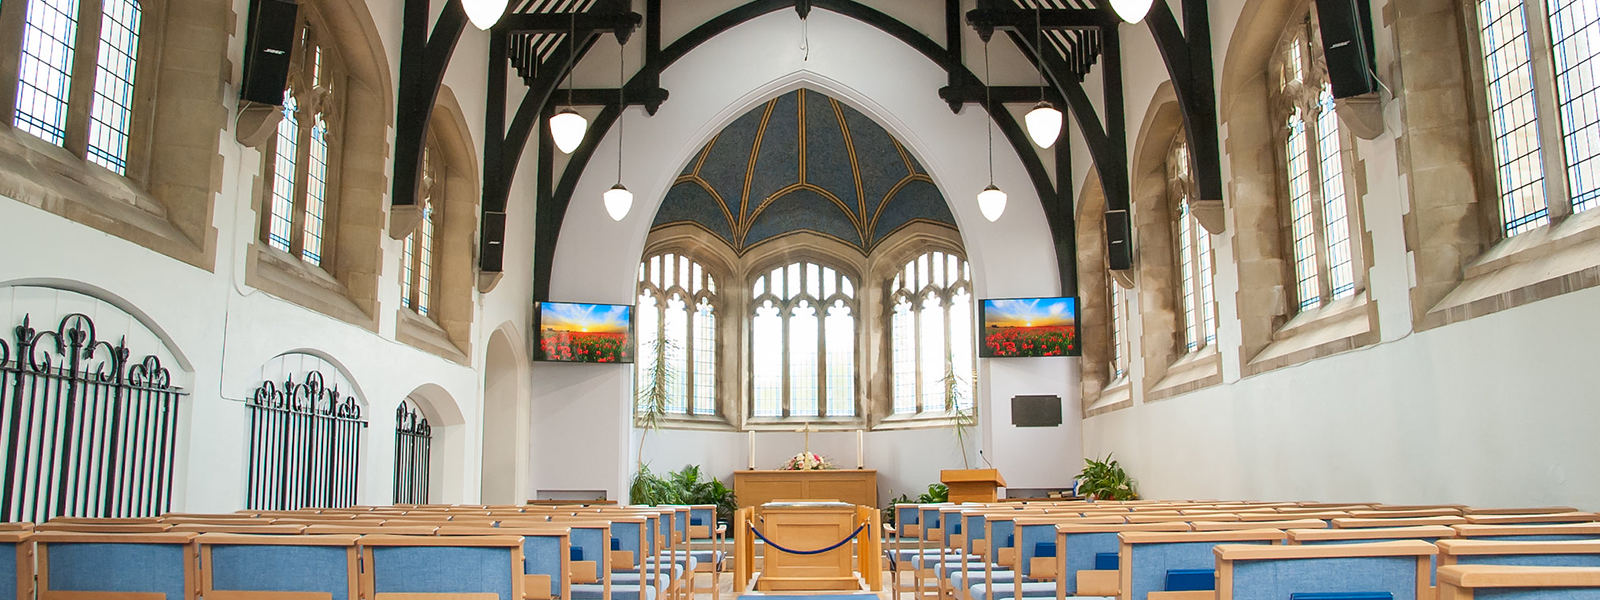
<box><xmin>748</xmin><ymin>430</ymin><xmax>756</xmax><ymax>470</ymax></box>
<box><xmin>856</xmin><ymin>429</ymin><xmax>864</xmax><ymax>469</ymax></box>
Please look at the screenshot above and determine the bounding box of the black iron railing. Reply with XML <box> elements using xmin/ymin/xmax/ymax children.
<box><xmin>245</xmin><ymin>371</ymin><xmax>365</xmax><ymax>510</ymax></box>
<box><xmin>0</xmin><ymin>313</ymin><xmax>184</xmax><ymax>522</ymax></box>
<box><xmin>393</xmin><ymin>400</ymin><xmax>431</xmax><ymax>504</ymax></box>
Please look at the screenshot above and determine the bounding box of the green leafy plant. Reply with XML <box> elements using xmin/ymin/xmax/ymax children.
<box><xmin>942</xmin><ymin>368</ymin><xmax>977</xmax><ymax>469</ymax></box>
<box><xmin>634</xmin><ymin>337</ymin><xmax>678</xmax><ymax>469</ymax></box>
<box><xmin>628</xmin><ymin>464</ymin><xmax>739</xmax><ymax>524</ymax></box>
<box><xmin>917</xmin><ymin>483</ymin><xmax>949</xmax><ymax>504</ymax></box>
<box><xmin>1076</xmin><ymin>454</ymin><xmax>1139</xmax><ymax>501</ymax></box>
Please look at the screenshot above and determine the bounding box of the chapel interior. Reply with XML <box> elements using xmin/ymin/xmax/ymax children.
<box><xmin>0</xmin><ymin>0</ymin><xmax>1598</xmax><ymax>596</ymax></box>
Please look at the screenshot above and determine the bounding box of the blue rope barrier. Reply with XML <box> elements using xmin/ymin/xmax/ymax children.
<box><xmin>751</xmin><ymin>523</ymin><xmax>868</xmax><ymax>555</ymax></box>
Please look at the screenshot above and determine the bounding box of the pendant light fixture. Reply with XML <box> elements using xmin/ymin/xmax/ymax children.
<box><xmin>550</xmin><ymin>13</ymin><xmax>588</xmax><ymax>154</ymax></box>
<box><xmin>1024</xmin><ymin>2</ymin><xmax>1062</xmax><ymax>148</ymax></box>
<box><xmin>462</xmin><ymin>0</ymin><xmax>509</xmax><ymax>30</ymax></box>
<box><xmin>979</xmin><ymin>38</ymin><xmax>1007</xmax><ymax>223</ymax></box>
<box><xmin>1110</xmin><ymin>0</ymin><xmax>1155</xmax><ymax>23</ymax></box>
<box><xmin>603</xmin><ymin>35</ymin><xmax>633</xmax><ymax>222</ymax></box>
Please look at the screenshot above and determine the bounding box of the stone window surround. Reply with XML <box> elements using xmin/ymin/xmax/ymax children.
<box><xmin>1401</xmin><ymin>0</ymin><xmax>1600</xmax><ymax>331</ymax></box>
<box><xmin>1220</xmin><ymin>0</ymin><xmax>1381</xmax><ymax>381</ymax></box>
<box><xmin>244</xmin><ymin>0</ymin><xmax>394</xmax><ymax>334</ymax></box>
<box><xmin>0</xmin><ymin>0</ymin><xmax>225</xmax><ymax>270</ymax></box>
<box><xmin>1237</xmin><ymin>4</ymin><xmax>1381</xmax><ymax>377</ymax></box>
<box><xmin>637</xmin><ymin>222</ymin><xmax>968</xmax><ymax>432</ymax></box>
<box><xmin>393</xmin><ymin>87</ymin><xmax>479</xmax><ymax>365</ymax></box>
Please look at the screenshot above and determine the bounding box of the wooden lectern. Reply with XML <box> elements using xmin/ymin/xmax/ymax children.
<box><xmin>941</xmin><ymin>469</ymin><xmax>1007</xmax><ymax>503</ymax></box>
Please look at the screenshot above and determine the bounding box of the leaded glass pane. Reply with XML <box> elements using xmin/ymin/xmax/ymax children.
<box><xmin>824</xmin><ymin>303</ymin><xmax>854</xmax><ymax>417</ymax></box>
<box><xmin>788</xmin><ymin>302</ymin><xmax>818</xmax><ymax>417</ymax></box>
<box><xmin>86</xmin><ymin>0</ymin><xmax>141</xmax><ymax>174</ymax></box>
<box><xmin>1548</xmin><ymin>0</ymin><xmax>1600</xmax><ymax>212</ymax></box>
<box><xmin>16</xmin><ymin>0</ymin><xmax>79</xmax><ymax>146</ymax></box>
<box><xmin>1286</xmin><ymin>112</ymin><xmax>1321</xmax><ymax>311</ymax></box>
<box><xmin>1316</xmin><ymin>90</ymin><xmax>1356</xmax><ymax>300</ymax></box>
<box><xmin>891</xmin><ymin>300</ymin><xmax>916</xmax><ymax>415</ymax></box>
<box><xmin>1479</xmin><ymin>0</ymin><xmax>1551</xmax><ymax>234</ymax></box>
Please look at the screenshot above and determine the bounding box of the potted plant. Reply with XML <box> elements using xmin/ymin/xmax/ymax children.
<box><xmin>941</xmin><ymin>367</ymin><xmax>977</xmax><ymax>469</ymax></box>
<box><xmin>633</xmin><ymin>337</ymin><xmax>677</xmax><ymax>471</ymax></box>
<box><xmin>1075</xmin><ymin>454</ymin><xmax>1139</xmax><ymax>500</ymax></box>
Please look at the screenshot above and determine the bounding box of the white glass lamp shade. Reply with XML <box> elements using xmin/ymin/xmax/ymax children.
<box><xmin>550</xmin><ymin>109</ymin><xmax>588</xmax><ymax>154</ymax></box>
<box><xmin>1025</xmin><ymin>101</ymin><xmax>1063</xmax><ymax>148</ymax></box>
<box><xmin>978</xmin><ymin>185</ymin><xmax>1007</xmax><ymax>222</ymax></box>
<box><xmin>1110</xmin><ymin>0</ymin><xmax>1154</xmax><ymax>23</ymax></box>
<box><xmin>462</xmin><ymin>0</ymin><xmax>509</xmax><ymax>30</ymax></box>
<box><xmin>604</xmin><ymin>184</ymin><xmax>634</xmax><ymax>221</ymax></box>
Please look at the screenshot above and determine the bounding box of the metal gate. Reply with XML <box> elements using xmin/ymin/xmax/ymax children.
<box><xmin>0</xmin><ymin>313</ymin><xmax>184</xmax><ymax>522</ymax></box>
<box><xmin>245</xmin><ymin>371</ymin><xmax>365</xmax><ymax>510</ymax></box>
<box><xmin>392</xmin><ymin>400</ymin><xmax>431</xmax><ymax>504</ymax></box>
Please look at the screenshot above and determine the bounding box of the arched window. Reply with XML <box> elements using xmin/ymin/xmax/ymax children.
<box><xmin>1469</xmin><ymin>0</ymin><xmax>1599</xmax><ymax>235</ymax></box>
<box><xmin>888</xmin><ymin>251</ymin><xmax>974</xmax><ymax>416</ymax></box>
<box><xmin>1275</xmin><ymin>12</ymin><xmax>1361</xmax><ymax>312</ymax></box>
<box><xmin>262</xmin><ymin>18</ymin><xmax>341</xmax><ymax>267</ymax></box>
<box><xmin>750</xmin><ymin>261</ymin><xmax>856</xmax><ymax>419</ymax></box>
<box><xmin>637</xmin><ymin>253</ymin><xmax>718</xmax><ymax>416</ymax></box>
<box><xmin>1171</xmin><ymin>141</ymin><xmax>1218</xmax><ymax>352</ymax></box>
<box><xmin>13</xmin><ymin>0</ymin><xmax>144</xmax><ymax>174</ymax></box>
<box><xmin>1109</xmin><ymin>278</ymin><xmax>1130</xmax><ymax>380</ymax></box>
<box><xmin>400</xmin><ymin>143</ymin><xmax>440</xmax><ymax>316</ymax></box>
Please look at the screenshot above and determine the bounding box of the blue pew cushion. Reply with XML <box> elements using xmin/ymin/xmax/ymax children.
<box><xmin>1290</xmin><ymin>594</ymin><xmax>1394</xmax><ymax>600</ymax></box>
<box><xmin>950</xmin><ymin>570</ymin><xmax>1017</xmax><ymax>589</ymax></box>
<box><xmin>574</xmin><ymin>583</ymin><xmax>658</xmax><ymax>600</ymax></box>
<box><xmin>1034</xmin><ymin>542</ymin><xmax>1056</xmax><ymax>558</ymax></box>
<box><xmin>969</xmin><ymin>582</ymin><xmax>1101</xmax><ymax>600</ymax></box>
<box><xmin>572</xmin><ymin>547</ymin><xmax>584</xmax><ymax>561</ymax></box>
<box><xmin>690</xmin><ymin>550</ymin><xmax>726</xmax><ymax>568</ymax></box>
<box><xmin>1095</xmin><ymin>552</ymin><xmax>1119</xmax><ymax>571</ymax></box>
<box><xmin>1166</xmin><ymin>569</ymin><xmax>1214</xmax><ymax>592</ymax></box>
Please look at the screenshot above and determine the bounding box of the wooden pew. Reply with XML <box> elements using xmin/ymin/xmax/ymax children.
<box><xmin>440</xmin><ymin>525</ymin><xmax>572</xmax><ymax>600</ymax></box>
<box><xmin>1117</xmin><ymin>529</ymin><xmax>1288</xmax><ymax>600</ymax></box>
<box><xmin>1215</xmin><ymin>540</ymin><xmax>1437</xmax><ymax>600</ymax></box>
<box><xmin>1462</xmin><ymin>512</ymin><xmax>1600</xmax><ymax>526</ymax></box>
<box><xmin>1437</xmin><ymin>539</ymin><xmax>1600</xmax><ymax>569</ymax></box>
<box><xmin>197</xmin><ymin>533</ymin><xmax>360</xmax><ymax>599</ymax></box>
<box><xmin>358</xmin><ymin>533</ymin><xmax>528</xmax><ymax>598</ymax></box>
<box><xmin>1048</xmin><ymin>522</ymin><xmax>1193</xmax><ymax>600</ymax></box>
<box><xmin>0</xmin><ymin>530</ymin><xmax>32</xmax><ymax>600</ymax></box>
<box><xmin>1189</xmin><ymin>519</ymin><xmax>1330</xmax><ymax>531</ymax></box>
<box><xmin>1452</xmin><ymin>523</ymin><xmax>1600</xmax><ymax>542</ymax></box>
<box><xmin>1335</xmin><ymin>516</ymin><xmax>1470</xmax><ymax>529</ymax></box>
<box><xmin>1439</xmin><ymin>565</ymin><xmax>1600</xmax><ymax>600</ymax></box>
<box><xmin>34</xmin><ymin>531</ymin><xmax>197</xmax><ymax>600</ymax></box>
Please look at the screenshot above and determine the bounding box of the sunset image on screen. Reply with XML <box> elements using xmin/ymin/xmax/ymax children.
<box><xmin>981</xmin><ymin>298</ymin><xmax>1078</xmax><ymax>357</ymax></box>
<box><xmin>538</xmin><ymin>303</ymin><xmax>633</xmax><ymax>363</ymax></box>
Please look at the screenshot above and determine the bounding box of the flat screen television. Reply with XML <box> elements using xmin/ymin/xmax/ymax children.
<box><xmin>533</xmin><ymin>301</ymin><xmax>634</xmax><ymax>363</ymax></box>
<box><xmin>978</xmin><ymin>297</ymin><xmax>1080</xmax><ymax>358</ymax></box>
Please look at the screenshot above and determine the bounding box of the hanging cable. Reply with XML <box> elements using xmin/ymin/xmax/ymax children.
<box><xmin>985</xmin><ymin>40</ymin><xmax>994</xmax><ymax>185</ymax></box>
<box><xmin>1036</xmin><ymin>2</ymin><xmax>1044</xmax><ymax>102</ymax></box>
<box><xmin>617</xmin><ymin>36</ymin><xmax>624</xmax><ymax>183</ymax></box>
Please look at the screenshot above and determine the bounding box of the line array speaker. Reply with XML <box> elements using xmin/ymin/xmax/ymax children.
<box><xmin>242</xmin><ymin>0</ymin><xmax>300</xmax><ymax>106</ymax></box>
<box><xmin>1315</xmin><ymin>0</ymin><xmax>1379</xmax><ymax>98</ymax></box>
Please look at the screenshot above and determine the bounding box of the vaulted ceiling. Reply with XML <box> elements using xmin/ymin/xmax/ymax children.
<box><xmin>651</xmin><ymin>88</ymin><xmax>957</xmax><ymax>256</ymax></box>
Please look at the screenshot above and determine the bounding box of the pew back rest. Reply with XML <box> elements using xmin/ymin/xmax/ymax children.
<box><xmin>1055</xmin><ymin>522</ymin><xmax>1191</xmax><ymax>593</ymax></box>
<box><xmin>197</xmin><ymin>533</ymin><xmax>360</xmax><ymax>600</ymax></box>
<box><xmin>1214</xmin><ymin>540</ymin><xmax>1435</xmax><ymax>600</ymax></box>
<box><xmin>34</xmin><ymin>531</ymin><xmax>196</xmax><ymax>600</ymax></box>
<box><xmin>1119</xmin><ymin>529</ymin><xmax>1287</xmax><ymax>600</ymax></box>
<box><xmin>688</xmin><ymin>506</ymin><xmax>716</xmax><ymax>540</ymax></box>
<box><xmin>1289</xmin><ymin>526</ymin><xmax>1457</xmax><ymax>544</ymax></box>
<box><xmin>359</xmin><ymin>534</ymin><xmax>525</xmax><ymax>600</ymax></box>
<box><xmin>1438</xmin><ymin>565</ymin><xmax>1600</xmax><ymax>600</ymax></box>
<box><xmin>1335</xmin><ymin>516</ymin><xmax>1470</xmax><ymax>529</ymax></box>
<box><xmin>1193</xmin><ymin>519</ymin><xmax>1330</xmax><ymax>531</ymax></box>
<box><xmin>1463</xmin><ymin>513</ymin><xmax>1600</xmax><ymax>526</ymax></box>
<box><xmin>1452</xmin><ymin>524</ymin><xmax>1600</xmax><ymax>542</ymax></box>
<box><xmin>1438</xmin><ymin>540</ymin><xmax>1600</xmax><ymax>568</ymax></box>
<box><xmin>0</xmin><ymin>532</ymin><xmax>31</xmax><ymax>600</ymax></box>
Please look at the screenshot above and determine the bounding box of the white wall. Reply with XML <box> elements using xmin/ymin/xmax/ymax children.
<box><xmin>1079</xmin><ymin>0</ymin><xmax>1600</xmax><ymax>510</ymax></box>
<box><xmin>534</xmin><ymin>9</ymin><xmax>1083</xmax><ymax>502</ymax></box>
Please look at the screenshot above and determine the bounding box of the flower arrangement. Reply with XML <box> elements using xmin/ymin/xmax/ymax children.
<box><xmin>779</xmin><ymin>452</ymin><xmax>833</xmax><ymax>471</ymax></box>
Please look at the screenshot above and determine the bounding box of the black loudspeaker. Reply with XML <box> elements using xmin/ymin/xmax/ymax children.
<box><xmin>1315</xmin><ymin>0</ymin><xmax>1378</xmax><ymax>98</ymax></box>
<box><xmin>1105</xmin><ymin>209</ymin><xmax>1132</xmax><ymax>271</ymax></box>
<box><xmin>242</xmin><ymin>0</ymin><xmax>299</xmax><ymax>106</ymax></box>
<box><xmin>1011</xmin><ymin>395</ymin><xmax>1063</xmax><ymax>428</ymax></box>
